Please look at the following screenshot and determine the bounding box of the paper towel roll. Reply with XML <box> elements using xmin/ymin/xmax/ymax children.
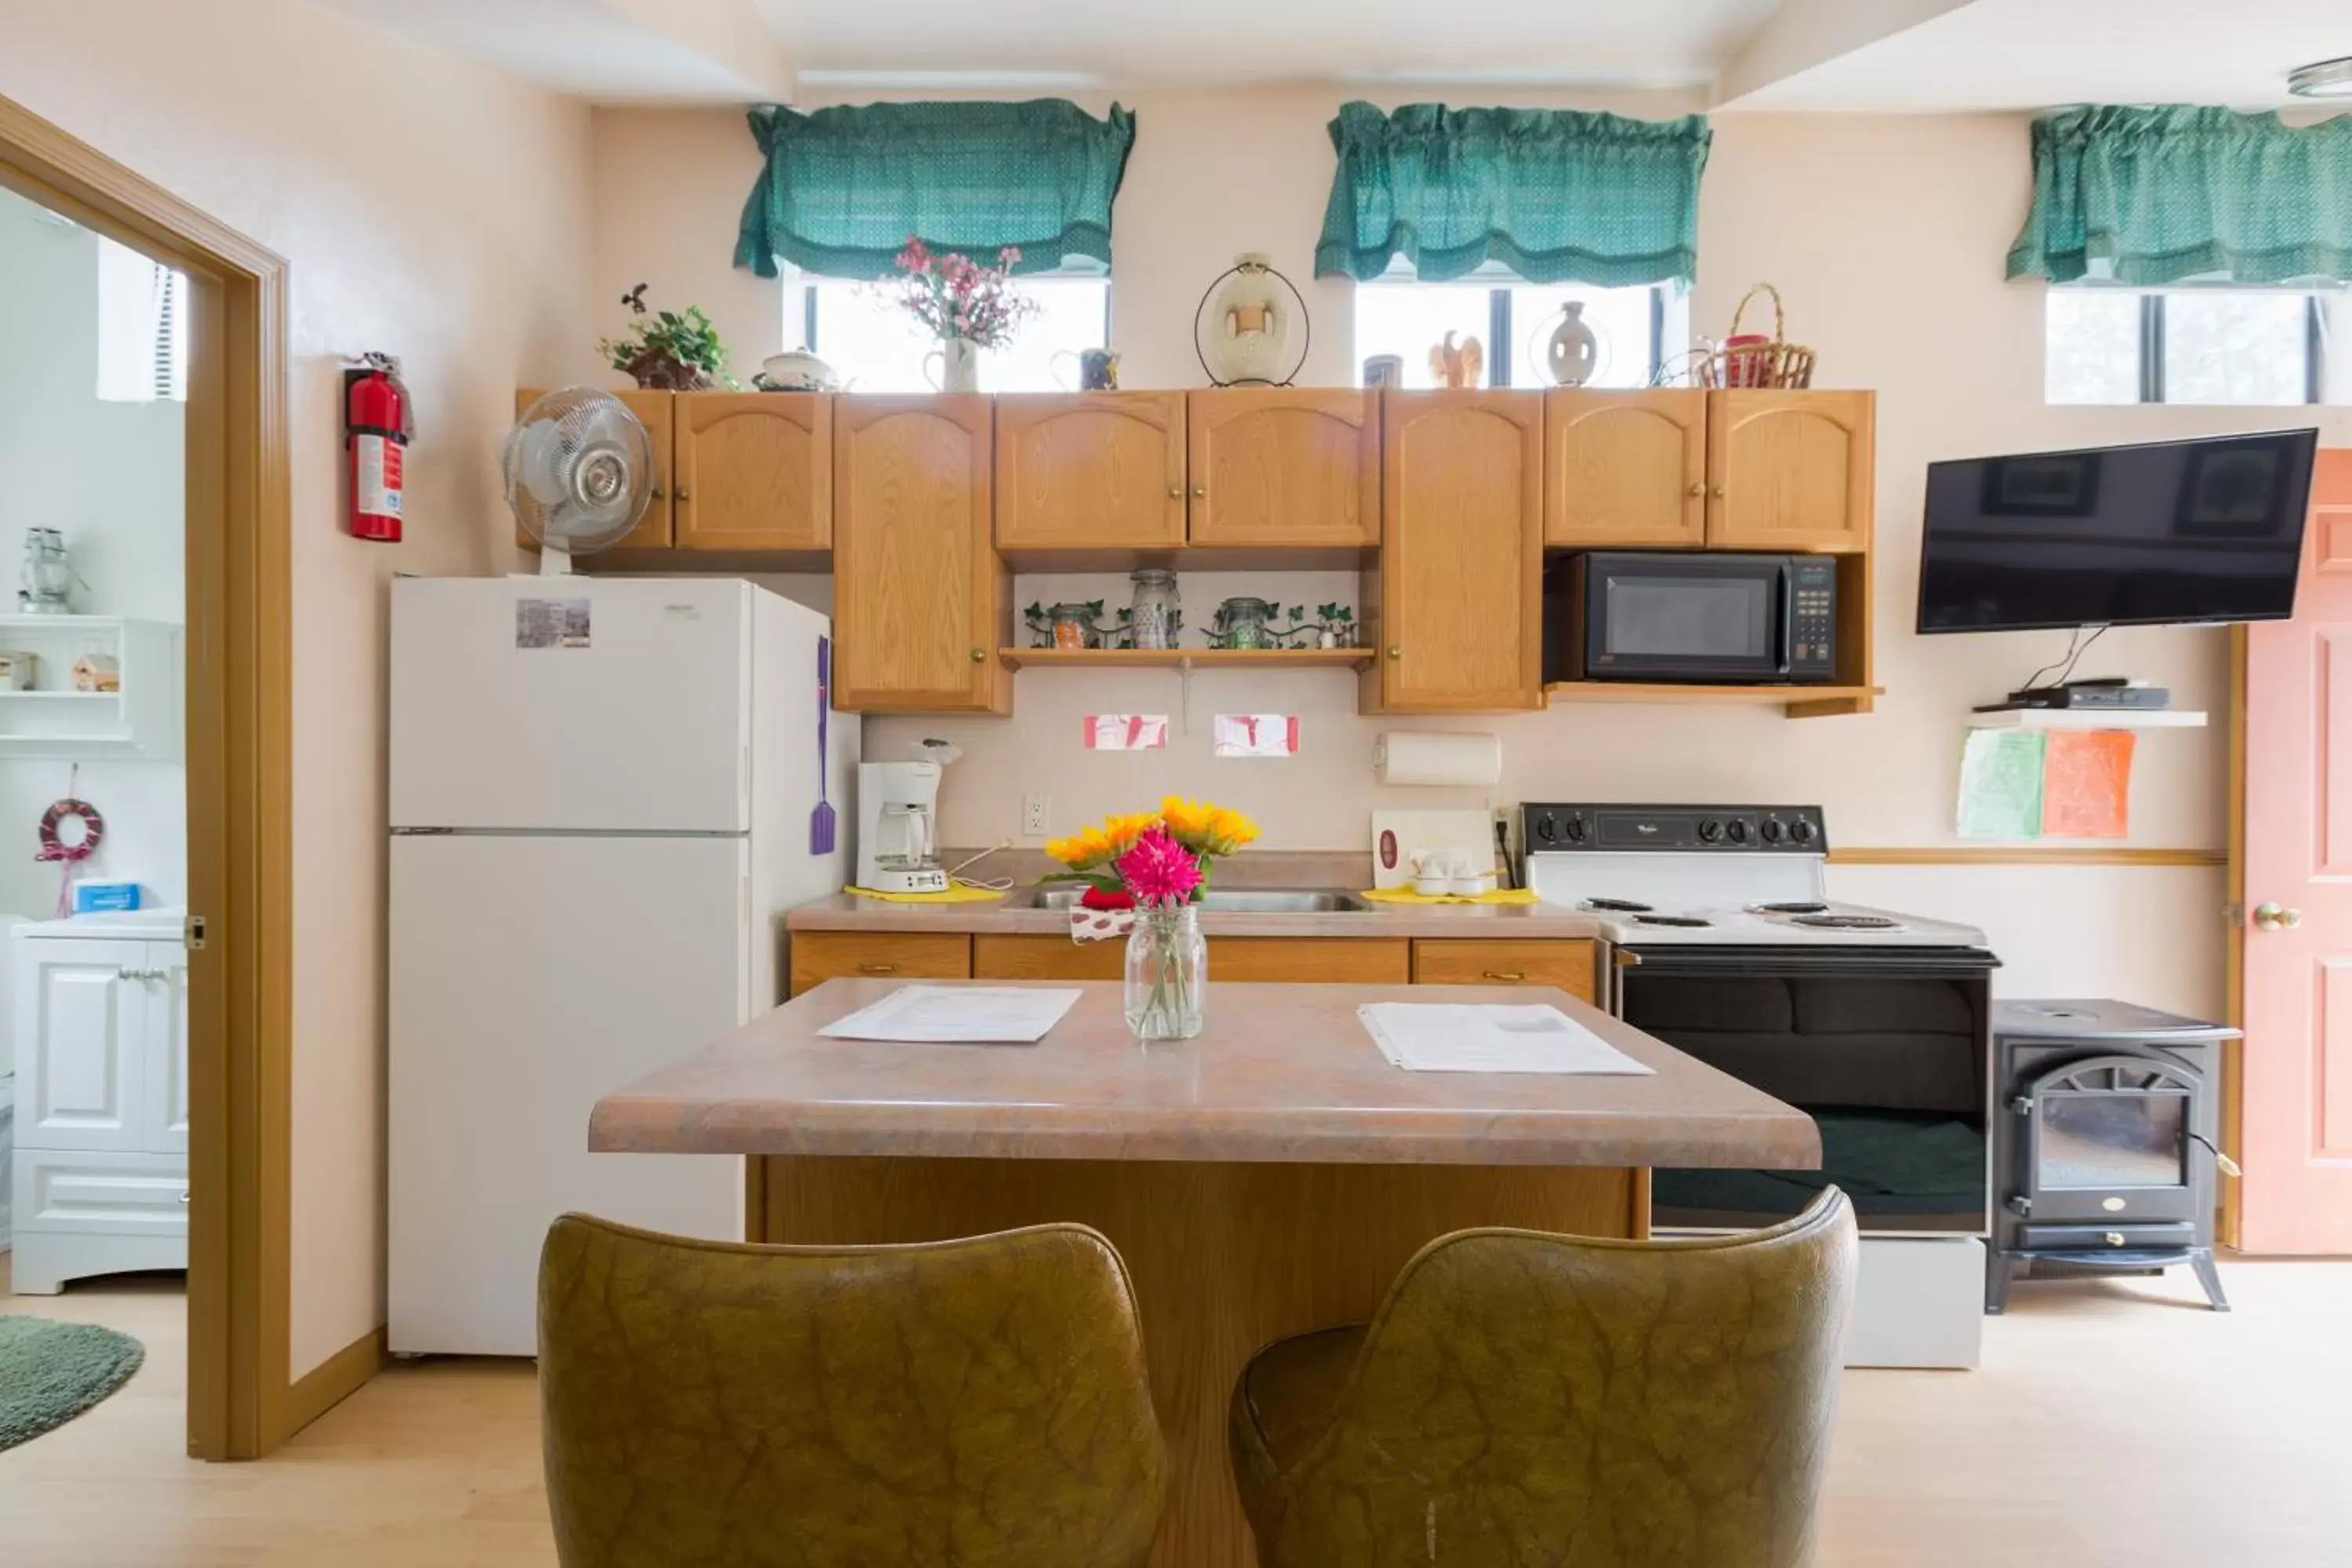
<box><xmin>1373</xmin><ymin>731</ymin><xmax>1501</xmax><ymax>787</ymax></box>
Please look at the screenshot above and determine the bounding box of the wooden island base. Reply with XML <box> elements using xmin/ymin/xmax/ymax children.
<box><xmin>756</xmin><ymin>1155</ymin><xmax>1644</xmax><ymax>1568</ymax></box>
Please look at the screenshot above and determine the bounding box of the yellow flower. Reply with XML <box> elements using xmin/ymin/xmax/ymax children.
<box><xmin>1204</xmin><ymin>806</ymin><xmax>1258</xmax><ymax>856</ymax></box>
<box><xmin>1044</xmin><ymin>825</ymin><xmax>1115</xmax><ymax>869</ymax></box>
<box><xmin>1159</xmin><ymin>796</ymin><xmax>1214</xmax><ymax>852</ymax></box>
<box><xmin>1102</xmin><ymin>811</ymin><xmax>1160</xmax><ymax>855</ymax></box>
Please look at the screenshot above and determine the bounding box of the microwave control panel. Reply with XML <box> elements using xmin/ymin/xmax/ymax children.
<box><xmin>1522</xmin><ymin>804</ymin><xmax>1828</xmax><ymax>854</ymax></box>
<box><xmin>1790</xmin><ymin>557</ymin><xmax>1838</xmax><ymax>676</ymax></box>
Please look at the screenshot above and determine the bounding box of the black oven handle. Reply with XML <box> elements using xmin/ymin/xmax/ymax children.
<box><xmin>1774</xmin><ymin>563</ymin><xmax>1795</xmax><ymax>677</ymax></box>
<box><xmin>1620</xmin><ymin>946</ymin><xmax>2001</xmax><ymax>979</ymax></box>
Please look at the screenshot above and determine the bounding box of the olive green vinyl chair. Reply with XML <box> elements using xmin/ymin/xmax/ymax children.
<box><xmin>539</xmin><ymin>1214</ymin><xmax>1168</xmax><ymax>1568</ymax></box>
<box><xmin>1229</xmin><ymin>1188</ymin><xmax>1857</xmax><ymax>1568</ymax></box>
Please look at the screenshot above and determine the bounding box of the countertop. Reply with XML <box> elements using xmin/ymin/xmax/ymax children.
<box><xmin>589</xmin><ymin>979</ymin><xmax>1817</xmax><ymax>1168</ymax></box>
<box><xmin>784</xmin><ymin>891</ymin><xmax>1605</xmax><ymax>939</ymax></box>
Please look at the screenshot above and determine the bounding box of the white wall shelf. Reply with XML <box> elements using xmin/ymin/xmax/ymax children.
<box><xmin>1966</xmin><ymin>707</ymin><xmax>2207</xmax><ymax>731</ymax></box>
<box><xmin>0</xmin><ymin>616</ymin><xmax>182</xmax><ymax>760</ymax></box>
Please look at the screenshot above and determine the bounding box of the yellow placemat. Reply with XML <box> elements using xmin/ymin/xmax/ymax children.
<box><xmin>1359</xmin><ymin>887</ymin><xmax>1541</xmax><ymax>906</ymax></box>
<box><xmin>843</xmin><ymin>884</ymin><xmax>1008</xmax><ymax>904</ymax></box>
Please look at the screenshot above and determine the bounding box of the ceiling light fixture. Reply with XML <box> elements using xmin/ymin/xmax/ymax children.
<box><xmin>2288</xmin><ymin>56</ymin><xmax>2352</xmax><ymax>98</ymax></box>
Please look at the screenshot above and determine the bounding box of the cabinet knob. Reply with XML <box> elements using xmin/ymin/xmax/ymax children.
<box><xmin>1192</xmin><ymin>485</ymin><xmax>1207</xmax><ymax>498</ymax></box>
<box><xmin>1167</xmin><ymin>485</ymin><xmax>1182</xmax><ymax>499</ymax></box>
<box><xmin>1386</xmin><ymin>646</ymin><xmax>1402</xmax><ymax>659</ymax></box>
<box><xmin>1710</xmin><ymin>485</ymin><xmax>1727</xmax><ymax>499</ymax></box>
<box><xmin>674</xmin><ymin>486</ymin><xmax>692</xmax><ymax>503</ymax></box>
<box><xmin>1687</xmin><ymin>482</ymin><xmax>1705</xmax><ymax>498</ymax></box>
<box><xmin>648</xmin><ymin>484</ymin><xmax>665</xmax><ymax>500</ymax></box>
<box><xmin>969</xmin><ymin>648</ymin><xmax>986</xmax><ymax>663</ymax></box>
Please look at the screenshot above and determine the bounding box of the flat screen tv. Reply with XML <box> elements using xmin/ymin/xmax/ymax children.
<box><xmin>1916</xmin><ymin>429</ymin><xmax>2318</xmax><ymax>633</ymax></box>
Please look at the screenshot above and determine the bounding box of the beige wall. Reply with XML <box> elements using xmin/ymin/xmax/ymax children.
<box><xmin>590</xmin><ymin>94</ymin><xmax>2352</xmax><ymax>1018</ymax></box>
<box><xmin>0</xmin><ymin>0</ymin><xmax>601</xmax><ymax>1378</ymax></box>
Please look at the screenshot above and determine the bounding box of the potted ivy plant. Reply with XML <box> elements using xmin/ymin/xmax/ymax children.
<box><xmin>598</xmin><ymin>283</ymin><xmax>735</xmax><ymax>391</ymax></box>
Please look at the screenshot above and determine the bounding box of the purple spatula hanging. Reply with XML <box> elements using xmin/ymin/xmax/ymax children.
<box><xmin>811</xmin><ymin>635</ymin><xmax>837</xmax><ymax>855</ymax></box>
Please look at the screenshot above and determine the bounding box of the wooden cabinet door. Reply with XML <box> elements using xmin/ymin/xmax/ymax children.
<box><xmin>832</xmin><ymin>396</ymin><xmax>1010</xmax><ymax>713</ymax></box>
<box><xmin>1373</xmin><ymin>393</ymin><xmax>1543</xmax><ymax>712</ymax></box>
<box><xmin>1706</xmin><ymin>390</ymin><xmax>1875</xmax><ymax>553</ymax></box>
<box><xmin>673</xmin><ymin>392</ymin><xmax>830</xmax><ymax>550</ymax></box>
<box><xmin>514</xmin><ymin>387</ymin><xmax>673</xmax><ymax>551</ymax></box>
<box><xmin>1187</xmin><ymin>388</ymin><xmax>1379</xmax><ymax>547</ymax></box>
<box><xmin>1544</xmin><ymin>390</ymin><xmax>1706</xmax><ymax>547</ymax></box>
<box><xmin>996</xmin><ymin>393</ymin><xmax>1185</xmax><ymax>550</ymax></box>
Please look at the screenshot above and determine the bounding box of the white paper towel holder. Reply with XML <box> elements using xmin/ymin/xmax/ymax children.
<box><xmin>1372</xmin><ymin>731</ymin><xmax>1502</xmax><ymax>787</ymax></box>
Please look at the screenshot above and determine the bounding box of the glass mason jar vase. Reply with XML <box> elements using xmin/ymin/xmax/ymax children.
<box><xmin>1124</xmin><ymin>904</ymin><xmax>1207</xmax><ymax>1041</ymax></box>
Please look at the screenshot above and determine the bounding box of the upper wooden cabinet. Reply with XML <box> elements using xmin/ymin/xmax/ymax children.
<box><xmin>1706</xmin><ymin>390</ymin><xmax>1875</xmax><ymax>553</ymax></box>
<box><xmin>1544</xmin><ymin>390</ymin><xmax>1706</xmax><ymax>548</ymax></box>
<box><xmin>831</xmin><ymin>396</ymin><xmax>1010</xmax><ymax>713</ymax></box>
<box><xmin>995</xmin><ymin>393</ymin><xmax>1185</xmax><ymax>550</ymax></box>
<box><xmin>513</xmin><ymin>387</ymin><xmax>675</xmax><ymax>551</ymax></box>
<box><xmin>673</xmin><ymin>393</ymin><xmax>831</xmax><ymax>551</ymax></box>
<box><xmin>1369</xmin><ymin>393</ymin><xmax>1543</xmax><ymax>713</ymax></box>
<box><xmin>1187</xmin><ymin>389</ymin><xmax>1379</xmax><ymax>549</ymax></box>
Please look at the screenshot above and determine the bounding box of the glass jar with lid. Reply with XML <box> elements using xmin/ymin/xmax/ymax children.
<box><xmin>1212</xmin><ymin>597</ymin><xmax>1276</xmax><ymax>650</ymax></box>
<box><xmin>1128</xmin><ymin>569</ymin><xmax>1180</xmax><ymax>651</ymax></box>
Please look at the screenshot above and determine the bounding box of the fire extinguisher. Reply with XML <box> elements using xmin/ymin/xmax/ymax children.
<box><xmin>344</xmin><ymin>351</ymin><xmax>412</xmax><ymax>543</ymax></box>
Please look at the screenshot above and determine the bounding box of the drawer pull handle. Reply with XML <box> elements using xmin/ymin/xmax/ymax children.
<box><xmin>1481</xmin><ymin>970</ymin><xmax>1526</xmax><ymax>981</ymax></box>
<box><xmin>857</xmin><ymin>962</ymin><xmax>898</xmax><ymax>975</ymax></box>
<box><xmin>180</xmin><ymin>1189</ymin><xmax>191</xmax><ymax>1204</ymax></box>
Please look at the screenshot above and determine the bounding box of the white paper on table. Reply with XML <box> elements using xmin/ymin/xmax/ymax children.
<box><xmin>1358</xmin><ymin>1003</ymin><xmax>1656</xmax><ymax>1075</ymax></box>
<box><xmin>819</xmin><ymin>985</ymin><xmax>1082</xmax><ymax>1044</ymax></box>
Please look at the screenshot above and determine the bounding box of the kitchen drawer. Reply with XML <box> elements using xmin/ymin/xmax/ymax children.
<box><xmin>13</xmin><ymin>1148</ymin><xmax>189</xmax><ymax>1236</ymax></box>
<box><xmin>975</xmin><ymin>935</ymin><xmax>1123</xmax><ymax>981</ymax></box>
<box><xmin>2016</xmin><ymin>1221</ymin><xmax>2198</xmax><ymax>1252</ymax></box>
<box><xmin>788</xmin><ymin>931</ymin><xmax>971</xmax><ymax>996</ymax></box>
<box><xmin>1411</xmin><ymin>939</ymin><xmax>1597</xmax><ymax>1003</ymax></box>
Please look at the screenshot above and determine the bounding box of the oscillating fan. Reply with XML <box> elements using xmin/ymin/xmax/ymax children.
<box><xmin>503</xmin><ymin>387</ymin><xmax>654</xmax><ymax>575</ymax></box>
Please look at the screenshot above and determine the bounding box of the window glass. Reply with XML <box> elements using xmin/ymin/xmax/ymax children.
<box><xmin>1507</xmin><ymin>285</ymin><xmax>1656</xmax><ymax>389</ymax></box>
<box><xmin>96</xmin><ymin>235</ymin><xmax>187</xmax><ymax>403</ymax></box>
<box><xmin>2045</xmin><ymin>289</ymin><xmax>2140</xmax><ymax>405</ymax></box>
<box><xmin>1352</xmin><ymin>283</ymin><xmax>1493</xmax><ymax>387</ymax></box>
<box><xmin>2163</xmin><ymin>292</ymin><xmax>2308</xmax><ymax>405</ymax></box>
<box><xmin>804</xmin><ymin>277</ymin><xmax>1109</xmax><ymax>394</ymax></box>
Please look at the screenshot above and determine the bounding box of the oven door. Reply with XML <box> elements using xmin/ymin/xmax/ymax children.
<box><xmin>2017</xmin><ymin>1053</ymin><xmax>2199</xmax><ymax>1225</ymax></box>
<box><xmin>1617</xmin><ymin>945</ymin><xmax>1997</xmax><ymax>1236</ymax></box>
<box><xmin>1578</xmin><ymin>553</ymin><xmax>1792</xmax><ymax>682</ymax></box>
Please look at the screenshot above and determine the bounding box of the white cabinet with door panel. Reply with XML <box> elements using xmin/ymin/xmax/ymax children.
<box><xmin>9</xmin><ymin>913</ymin><xmax>190</xmax><ymax>1293</ymax></box>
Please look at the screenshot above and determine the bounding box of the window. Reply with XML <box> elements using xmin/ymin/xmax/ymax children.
<box><xmin>1353</xmin><ymin>274</ymin><xmax>1683</xmax><ymax>389</ymax></box>
<box><xmin>791</xmin><ymin>276</ymin><xmax>1111</xmax><ymax>394</ymax></box>
<box><xmin>95</xmin><ymin>234</ymin><xmax>187</xmax><ymax>402</ymax></box>
<box><xmin>2045</xmin><ymin>289</ymin><xmax>2343</xmax><ymax>405</ymax></box>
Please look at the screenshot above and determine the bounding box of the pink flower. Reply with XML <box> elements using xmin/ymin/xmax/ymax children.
<box><xmin>1115</xmin><ymin>827</ymin><xmax>1202</xmax><ymax>909</ymax></box>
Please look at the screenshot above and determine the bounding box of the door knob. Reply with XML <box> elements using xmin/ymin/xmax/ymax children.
<box><xmin>2253</xmin><ymin>902</ymin><xmax>2303</xmax><ymax>930</ymax></box>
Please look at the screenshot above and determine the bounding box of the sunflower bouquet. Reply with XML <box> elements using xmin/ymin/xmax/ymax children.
<box><xmin>1043</xmin><ymin>797</ymin><xmax>1259</xmax><ymax>909</ymax></box>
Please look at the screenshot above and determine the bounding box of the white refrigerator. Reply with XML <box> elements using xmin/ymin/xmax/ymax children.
<box><xmin>387</xmin><ymin>575</ymin><xmax>856</xmax><ymax>1356</ymax></box>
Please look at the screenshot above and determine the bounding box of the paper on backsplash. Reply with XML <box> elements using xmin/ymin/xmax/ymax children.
<box><xmin>2041</xmin><ymin>730</ymin><xmax>2133</xmax><ymax>838</ymax></box>
<box><xmin>1957</xmin><ymin>730</ymin><xmax>2045</xmax><ymax>840</ymax></box>
<box><xmin>1083</xmin><ymin>714</ymin><xmax>1168</xmax><ymax>750</ymax></box>
<box><xmin>1214</xmin><ymin>714</ymin><xmax>1299</xmax><ymax>757</ymax></box>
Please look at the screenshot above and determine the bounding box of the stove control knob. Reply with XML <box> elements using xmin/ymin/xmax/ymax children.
<box><xmin>1563</xmin><ymin>816</ymin><xmax>1588</xmax><ymax>844</ymax></box>
<box><xmin>1791</xmin><ymin>818</ymin><xmax>1818</xmax><ymax>845</ymax></box>
<box><xmin>1697</xmin><ymin>818</ymin><xmax>1723</xmax><ymax>843</ymax></box>
<box><xmin>1534</xmin><ymin>815</ymin><xmax>1558</xmax><ymax>844</ymax></box>
<box><xmin>1760</xmin><ymin>819</ymin><xmax>1786</xmax><ymax>844</ymax></box>
<box><xmin>1725</xmin><ymin>819</ymin><xmax>1750</xmax><ymax>844</ymax></box>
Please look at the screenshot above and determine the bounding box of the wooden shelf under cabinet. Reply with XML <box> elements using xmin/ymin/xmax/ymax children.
<box><xmin>1000</xmin><ymin>647</ymin><xmax>1373</xmax><ymax>671</ymax></box>
<box><xmin>1541</xmin><ymin>682</ymin><xmax>1880</xmax><ymax>718</ymax></box>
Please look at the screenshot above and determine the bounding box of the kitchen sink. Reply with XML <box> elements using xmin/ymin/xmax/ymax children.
<box><xmin>1014</xmin><ymin>887</ymin><xmax>1370</xmax><ymax>913</ymax></box>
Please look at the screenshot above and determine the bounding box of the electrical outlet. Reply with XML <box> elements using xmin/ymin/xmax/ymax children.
<box><xmin>1022</xmin><ymin>793</ymin><xmax>1051</xmax><ymax>837</ymax></box>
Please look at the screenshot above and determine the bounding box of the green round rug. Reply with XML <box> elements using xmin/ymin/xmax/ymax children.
<box><xmin>0</xmin><ymin>1315</ymin><xmax>145</xmax><ymax>1451</ymax></box>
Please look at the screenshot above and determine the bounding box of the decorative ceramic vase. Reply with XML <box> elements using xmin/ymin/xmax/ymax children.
<box><xmin>1544</xmin><ymin>303</ymin><xmax>1602</xmax><ymax>387</ymax></box>
<box><xmin>1125</xmin><ymin>904</ymin><xmax>1206</xmax><ymax>1042</ymax></box>
<box><xmin>925</xmin><ymin>336</ymin><xmax>981</xmax><ymax>394</ymax></box>
<box><xmin>1128</xmin><ymin>569</ymin><xmax>1181</xmax><ymax>650</ymax></box>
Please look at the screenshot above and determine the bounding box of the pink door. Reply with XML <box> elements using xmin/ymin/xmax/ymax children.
<box><xmin>2241</xmin><ymin>448</ymin><xmax>2352</xmax><ymax>1254</ymax></box>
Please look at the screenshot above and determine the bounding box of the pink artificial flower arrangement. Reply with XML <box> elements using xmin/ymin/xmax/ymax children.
<box><xmin>1112</xmin><ymin>826</ymin><xmax>1203</xmax><ymax>909</ymax></box>
<box><xmin>884</xmin><ymin>236</ymin><xmax>1038</xmax><ymax>349</ymax></box>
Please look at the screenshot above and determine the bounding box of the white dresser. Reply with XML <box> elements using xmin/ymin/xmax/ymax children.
<box><xmin>8</xmin><ymin>908</ymin><xmax>189</xmax><ymax>1293</ymax></box>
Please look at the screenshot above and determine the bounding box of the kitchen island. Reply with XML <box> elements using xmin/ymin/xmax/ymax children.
<box><xmin>591</xmin><ymin>979</ymin><xmax>1817</xmax><ymax>1568</ymax></box>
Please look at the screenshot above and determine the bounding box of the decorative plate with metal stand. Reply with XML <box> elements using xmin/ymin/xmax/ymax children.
<box><xmin>1193</xmin><ymin>254</ymin><xmax>1309</xmax><ymax>387</ymax></box>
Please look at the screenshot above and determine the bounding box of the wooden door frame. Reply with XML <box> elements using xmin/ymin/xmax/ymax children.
<box><xmin>0</xmin><ymin>94</ymin><xmax>295</xmax><ymax>1458</ymax></box>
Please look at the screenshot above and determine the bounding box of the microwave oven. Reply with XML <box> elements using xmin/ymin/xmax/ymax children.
<box><xmin>1544</xmin><ymin>552</ymin><xmax>1839</xmax><ymax>684</ymax></box>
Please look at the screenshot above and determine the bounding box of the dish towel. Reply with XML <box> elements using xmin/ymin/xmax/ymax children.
<box><xmin>1359</xmin><ymin>887</ymin><xmax>1542</xmax><ymax>906</ymax></box>
<box><xmin>841</xmin><ymin>884</ymin><xmax>1007</xmax><ymax>903</ymax></box>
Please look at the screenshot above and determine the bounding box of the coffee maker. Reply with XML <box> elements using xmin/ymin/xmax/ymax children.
<box><xmin>856</xmin><ymin>742</ymin><xmax>957</xmax><ymax>894</ymax></box>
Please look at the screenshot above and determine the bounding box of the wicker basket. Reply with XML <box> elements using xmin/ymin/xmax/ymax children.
<box><xmin>1696</xmin><ymin>283</ymin><xmax>1816</xmax><ymax>390</ymax></box>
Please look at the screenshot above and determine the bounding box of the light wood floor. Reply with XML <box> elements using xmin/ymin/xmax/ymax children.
<box><xmin>3</xmin><ymin>1251</ymin><xmax>2347</xmax><ymax>1566</ymax></box>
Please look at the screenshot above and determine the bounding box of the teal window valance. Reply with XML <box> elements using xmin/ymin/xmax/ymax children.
<box><xmin>734</xmin><ymin>99</ymin><xmax>1136</xmax><ymax>281</ymax></box>
<box><xmin>1315</xmin><ymin>102</ymin><xmax>1710</xmax><ymax>286</ymax></box>
<box><xmin>2008</xmin><ymin>105</ymin><xmax>2352</xmax><ymax>287</ymax></box>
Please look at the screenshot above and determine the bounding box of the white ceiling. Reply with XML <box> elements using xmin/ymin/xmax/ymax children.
<box><xmin>311</xmin><ymin>0</ymin><xmax>2351</xmax><ymax>111</ymax></box>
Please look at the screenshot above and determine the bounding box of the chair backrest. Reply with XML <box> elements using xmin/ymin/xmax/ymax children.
<box><xmin>539</xmin><ymin>1214</ymin><xmax>1167</xmax><ymax>1568</ymax></box>
<box><xmin>1266</xmin><ymin>1189</ymin><xmax>1856</xmax><ymax>1568</ymax></box>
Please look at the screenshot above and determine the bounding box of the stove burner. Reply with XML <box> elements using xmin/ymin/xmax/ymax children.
<box><xmin>1582</xmin><ymin>897</ymin><xmax>1654</xmax><ymax>913</ymax></box>
<box><xmin>1632</xmin><ymin>914</ymin><xmax>1712</xmax><ymax>928</ymax></box>
<box><xmin>1749</xmin><ymin>900</ymin><xmax>1829</xmax><ymax>915</ymax></box>
<box><xmin>1788</xmin><ymin>913</ymin><xmax>1901</xmax><ymax>931</ymax></box>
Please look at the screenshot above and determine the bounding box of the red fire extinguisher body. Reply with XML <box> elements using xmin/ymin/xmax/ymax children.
<box><xmin>346</xmin><ymin>359</ymin><xmax>409</xmax><ymax>543</ymax></box>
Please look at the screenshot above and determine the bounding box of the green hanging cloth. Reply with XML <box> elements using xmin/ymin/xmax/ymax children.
<box><xmin>2008</xmin><ymin>105</ymin><xmax>2352</xmax><ymax>286</ymax></box>
<box><xmin>735</xmin><ymin>100</ymin><xmax>1136</xmax><ymax>280</ymax></box>
<box><xmin>1315</xmin><ymin>102</ymin><xmax>1710</xmax><ymax>285</ymax></box>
